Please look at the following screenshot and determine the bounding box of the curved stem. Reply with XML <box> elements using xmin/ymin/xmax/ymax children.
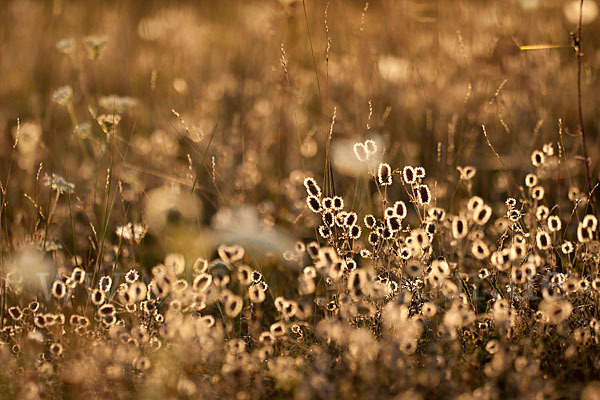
<box><xmin>576</xmin><ymin>0</ymin><xmax>598</xmax><ymax>218</ymax></box>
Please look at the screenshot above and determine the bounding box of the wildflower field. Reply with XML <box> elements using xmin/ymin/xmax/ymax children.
<box><xmin>2</xmin><ymin>0</ymin><xmax>600</xmax><ymax>398</ymax></box>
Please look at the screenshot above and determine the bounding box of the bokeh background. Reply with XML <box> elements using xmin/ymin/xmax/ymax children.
<box><xmin>0</xmin><ymin>0</ymin><xmax>598</xmax><ymax>270</ymax></box>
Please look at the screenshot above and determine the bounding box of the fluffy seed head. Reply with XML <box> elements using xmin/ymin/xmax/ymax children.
<box><xmin>473</xmin><ymin>204</ymin><xmax>492</xmax><ymax>225</ymax></box>
<box><xmin>364</xmin><ymin>139</ymin><xmax>377</xmax><ymax>155</ymax></box>
<box><xmin>71</xmin><ymin>268</ymin><xmax>85</xmax><ymax>284</ymax></box>
<box><xmin>471</xmin><ymin>240</ymin><xmax>490</xmax><ymax>260</ymax></box>
<box><xmin>415</xmin><ymin>167</ymin><xmax>426</xmax><ymax>179</ymax></box>
<box><xmin>349</xmin><ymin>225</ymin><xmax>362</xmax><ymax>239</ymax></box>
<box><xmin>452</xmin><ymin>217</ymin><xmax>468</xmax><ymax>239</ymax></box>
<box><xmin>531</xmin><ymin>150</ymin><xmax>545</xmax><ymax>167</ymax></box>
<box><xmin>52</xmin><ymin>281</ymin><xmax>67</xmax><ymax>299</ymax></box>
<box><xmin>364</xmin><ymin>214</ymin><xmax>376</xmax><ymax>229</ymax></box>
<box><xmin>353</xmin><ymin>142</ymin><xmax>368</xmax><ymax>161</ymax></box>
<box><xmin>99</xmin><ymin>276</ymin><xmax>112</xmax><ymax>293</ymax></box>
<box><xmin>303</xmin><ymin>177</ymin><xmax>321</xmax><ymax>197</ymax></box>
<box><xmin>306</xmin><ymin>196</ymin><xmax>322</xmax><ymax>213</ymax></box>
<box><xmin>332</xmin><ymin>196</ymin><xmax>344</xmax><ymax>210</ymax></box>
<box><xmin>548</xmin><ymin>216</ymin><xmax>562</xmax><ymax>232</ymax></box>
<box><xmin>417</xmin><ymin>185</ymin><xmax>431</xmax><ymax>205</ymax></box>
<box><xmin>377</xmin><ymin>163</ymin><xmax>392</xmax><ymax>186</ymax></box>
<box><xmin>394</xmin><ymin>201</ymin><xmax>407</xmax><ymax>218</ymax></box>
<box><xmin>402</xmin><ymin>166</ymin><xmax>416</xmax><ymax>184</ymax></box>
<box><xmin>583</xmin><ymin>214</ymin><xmax>598</xmax><ymax>231</ymax></box>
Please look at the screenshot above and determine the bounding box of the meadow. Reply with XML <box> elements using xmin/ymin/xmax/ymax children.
<box><xmin>1</xmin><ymin>0</ymin><xmax>600</xmax><ymax>398</ymax></box>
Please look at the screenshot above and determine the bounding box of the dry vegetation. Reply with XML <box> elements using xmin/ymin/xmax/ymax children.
<box><xmin>1</xmin><ymin>0</ymin><xmax>600</xmax><ymax>399</ymax></box>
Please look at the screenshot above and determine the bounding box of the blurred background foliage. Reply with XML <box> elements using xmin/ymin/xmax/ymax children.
<box><xmin>0</xmin><ymin>0</ymin><xmax>598</xmax><ymax>271</ymax></box>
